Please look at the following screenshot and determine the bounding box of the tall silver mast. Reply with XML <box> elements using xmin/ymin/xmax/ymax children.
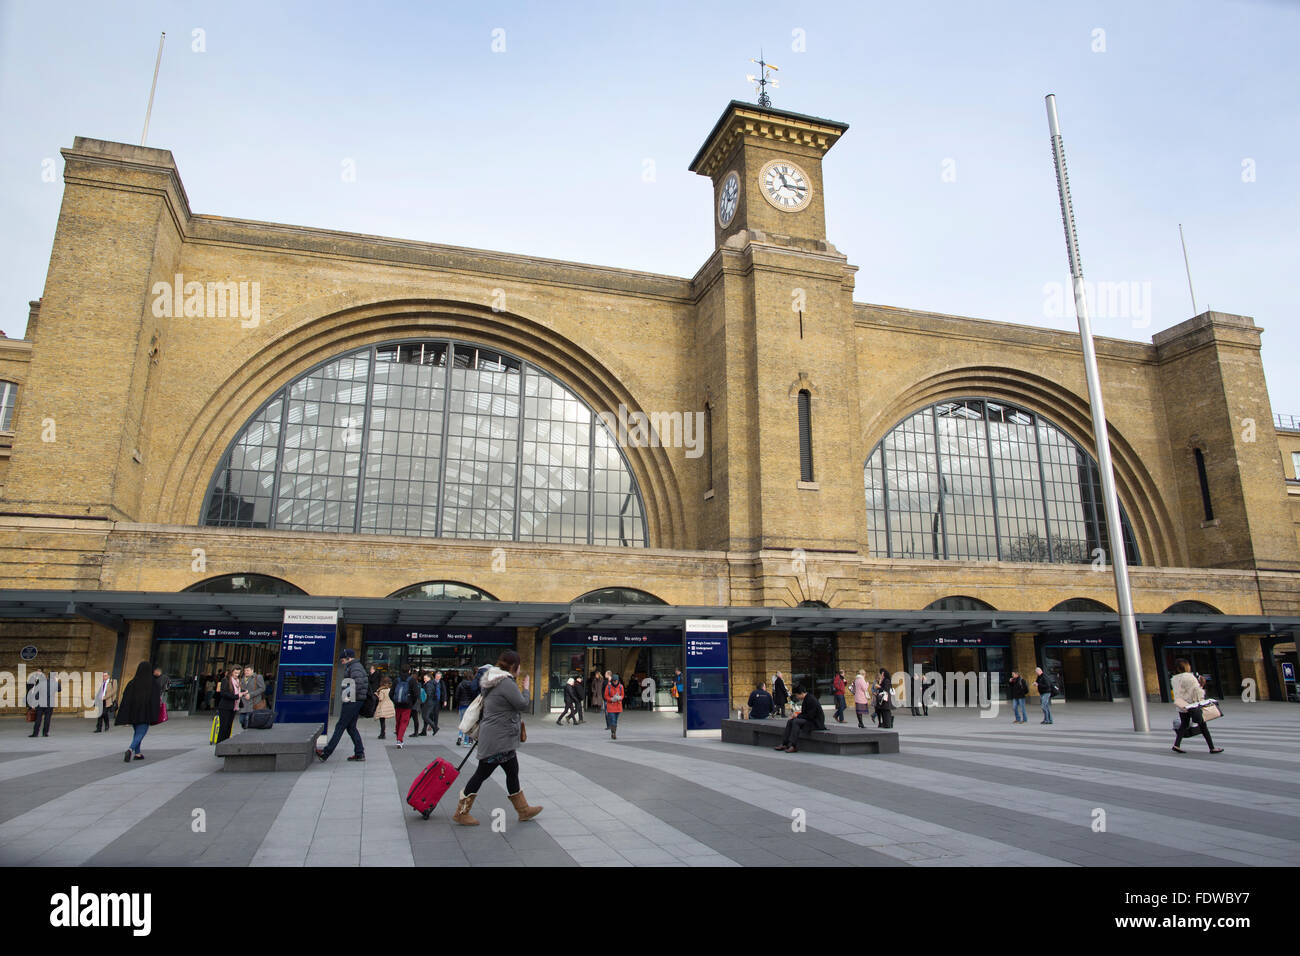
<box><xmin>1045</xmin><ymin>93</ymin><xmax>1149</xmax><ymax>733</ymax></box>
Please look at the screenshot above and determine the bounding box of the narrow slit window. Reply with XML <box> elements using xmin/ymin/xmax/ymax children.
<box><xmin>705</xmin><ymin>402</ymin><xmax>714</xmax><ymax>491</ymax></box>
<box><xmin>1194</xmin><ymin>447</ymin><xmax>1214</xmax><ymax>521</ymax></box>
<box><xmin>798</xmin><ymin>390</ymin><xmax>814</xmax><ymax>482</ymax></box>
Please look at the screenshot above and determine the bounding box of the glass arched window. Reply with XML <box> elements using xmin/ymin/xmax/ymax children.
<box><xmin>184</xmin><ymin>573</ymin><xmax>306</xmax><ymax>595</ymax></box>
<box><xmin>1163</xmin><ymin>601</ymin><xmax>1220</xmax><ymax>614</ymax></box>
<box><xmin>201</xmin><ymin>340</ymin><xmax>647</xmax><ymax>547</ymax></box>
<box><xmin>864</xmin><ymin>398</ymin><xmax>1140</xmax><ymax>565</ymax></box>
<box><xmin>388</xmin><ymin>581</ymin><xmax>497</xmax><ymax>601</ymax></box>
<box><xmin>1050</xmin><ymin>598</ymin><xmax>1113</xmax><ymax>613</ymax></box>
<box><xmin>573</xmin><ymin>587</ymin><xmax>667</xmax><ymax>605</ymax></box>
<box><xmin>924</xmin><ymin>596</ymin><xmax>995</xmax><ymax>612</ymax></box>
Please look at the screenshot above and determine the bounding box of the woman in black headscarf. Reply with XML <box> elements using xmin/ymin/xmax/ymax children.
<box><xmin>115</xmin><ymin>661</ymin><xmax>163</xmax><ymax>763</ymax></box>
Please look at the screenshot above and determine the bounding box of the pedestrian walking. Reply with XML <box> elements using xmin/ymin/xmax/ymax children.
<box><xmin>874</xmin><ymin>669</ymin><xmax>894</xmax><ymax>729</ymax></box>
<box><xmin>674</xmin><ymin>668</ymin><xmax>684</xmax><ymax>714</ymax></box>
<box><xmin>572</xmin><ymin>674</ymin><xmax>585</xmax><ymax>723</ymax></box>
<box><xmin>390</xmin><ymin>668</ymin><xmax>420</xmax><ymax>748</ymax></box>
<box><xmin>454</xmin><ymin>668</ymin><xmax>481</xmax><ymax>746</ymax></box>
<box><xmin>747</xmin><ymin>682</ymin><xmax>773</xmax><ymax>719</ymax></box>
<box><xmin>1008</xmin><ymin>670</ymin><xmax>1029</xmax><ymax>724</ymax></box>
<box><xmin>375</xmin><ymin>676</ymin><xmax>395</xmax><ymax>738</ymax></box>
<box><xmin>215</xmin><ymin>668</ymin><xmax>242</xmax><ymax>745</ymax></box>
<box><xmin>832</xmin><ymin>669</ymin><xmax>847</xmax><ymax>723</ymax></box>
<box><xmin>91</xmin><ymin>672</ymin><xmax>118</xmax><ymax>733</ymax></box>
<box><xmin>772</xmin><ymin>672</ymin><xmax>789</xmax><ymax>718</ymax></box>
<box><xmin>316</xmin><ymin>649</ymin><xmax>368</xmax><ymax>763</ymax></box>
<box><xmin>452</xmin><ymin>650</ymin><xmax>542</xmax><ymax>826</ymax></box>
<box><xmin>775</xmin><ymin>684</ymin><xmax>825</xmax><ymax>753</ymax></box>
<box><xmin>418</xmin><ymin>671</ymin><xmax>440</xmax><ymax>735</ymax></box>
<box><xmin>851</xmin><ymin>669</ymin><xmax>872</xmax><ymax>728</ymax></box>
<box><xmin>589</xmin><ymin>669</ymin><xmax>604</xmax><ymax>710</ymax></box>
<box><xmin>115</xmin><ymin>660</ymin><xmax>163</xmax><ymax>761</ymax></box>
<box><xmin>604</xmin><ymin>673</ymin><xmax>625</xmax><ymax>739</ymax></box>
<box><xmin>558</xmin><ymin>677</ymin><xmax>579</xmax><ymax>725</ymax></box>
<box><xmin>25</xmin><ymin>667</ymin><xmax>59</xmax><ymax>738</ymax></box>
<box><xmin>1034</xmin><ymin>667</ymin><xmax>1056</xmax><ymax>724</ymax></box>
<box><xmin>1171</xmin><ymin>658</ymin><xmax>1224</xmax><ymax>755</ymax></box>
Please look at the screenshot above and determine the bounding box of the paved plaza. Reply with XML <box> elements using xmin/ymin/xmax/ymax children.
<box><xmin>1</xmin><ymin>702</ymin><xmax>1298</xmax><ymax>868</ymax></box>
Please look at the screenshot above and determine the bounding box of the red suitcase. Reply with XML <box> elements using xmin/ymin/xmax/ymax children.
<box><xmin>407</xmin><ymin>742</ymin><xmax>477</xmax><ymax>819</ymax></box>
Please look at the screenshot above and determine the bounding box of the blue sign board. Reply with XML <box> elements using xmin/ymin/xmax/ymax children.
<box><xmin>683</xmin><ymin>620</ymin><xmax>729</xmax><ymax>736</ymax></box>
<box><xmin>550</xmin><ymin>630</ymin><xmax>680</xmax><ymax>647</ymax></box>
<box><xmin>274</xmin><ymin>610</ymin><xmax>338</xmax><ymax>728</ymax></box>
<box><xmin>1283</xmin><ymin>662</ymin><xmax>1296</xmax><ymax>682</ymax></box>
<box><xmin>154</xmin><ymin>622</ymin><xmax>281</xmax><ymax>642</ymax></box>
<box><xmin>364</xmin><ymin>626</ymin><xmax>515</xmax><ymax>644</ymax></box>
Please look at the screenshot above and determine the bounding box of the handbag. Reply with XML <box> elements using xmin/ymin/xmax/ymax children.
<box><xmin>253</xmin><ymin>699</ymin><xmax>268</xmax><ymax>711</ymax></box>
<box><xmin>1201</xmin><ymin>701</ymin><xmax>1223</xmax><ymax>721</ymax></box>
<box><xmin>519</xmin><ymin>720</ymin><xmax>527</xmax><ymax>744</ymax></box>
<box><xmin>25</xmin><ymin>707</ymin><xmax>35</xmax><ymax>723</ymax></box>
<box><xmin>158</xmin><ymin>699</ymin><xmax>168</xmax><ymax>723</ymax></box>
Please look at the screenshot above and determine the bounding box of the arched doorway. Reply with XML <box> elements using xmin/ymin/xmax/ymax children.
<box><xmin>1156</xmin><ymin>601</ymin><xmax>1239</xmax><ymax>702</ymax></box>
<box><xmin>905</xmin><ymin>596</ymin><xmax>1007</xmax><ymax>705</ymax></box>
<box><xmin>1036</xmin><ymin>599</ymin><xmax>1125</xmax><ymax>701</ymax></box>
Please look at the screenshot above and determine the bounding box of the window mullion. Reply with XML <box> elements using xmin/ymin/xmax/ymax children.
<box><xmin>268</xmin><ymin>390</ymin><xmax>290</xmax><ymax>530</ymax></box>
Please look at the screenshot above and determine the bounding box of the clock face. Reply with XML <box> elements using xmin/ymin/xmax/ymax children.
<box><xmin>718</xmin><ymin>171</ymin><xmax>739</xmax><ymax>227</ymax></box>
<box><xmin>760</xmin><ymin>160</ymin><xmax>812</xmax><ymax>211</ymax></box>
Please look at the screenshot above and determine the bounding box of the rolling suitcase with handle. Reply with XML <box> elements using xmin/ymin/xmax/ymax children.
<box><xmin>407</xmin><ymin>741</ymin><xmax>477</xmax><ymax>819</ymax></box>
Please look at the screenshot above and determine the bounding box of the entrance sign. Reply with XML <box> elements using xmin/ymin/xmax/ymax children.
<box><xmin>274</xmin><ymin>609</ymin><xmax>338</xmax><ymax>727</ymax></box>
<box><xmin>683</xmin><ymin>619</ymin><xmax>729</xmax><ymax>738</ymax></box>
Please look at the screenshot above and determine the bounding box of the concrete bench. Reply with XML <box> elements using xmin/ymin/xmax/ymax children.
<box><xmin>215</xmin><ymin>722</ymin><xmax>324</xmax><ymax>772</ymax></box>
<box><xmin>721</xmin><ymin>718</ymin><xmax>900</xmax><ymax>755</ymax></box>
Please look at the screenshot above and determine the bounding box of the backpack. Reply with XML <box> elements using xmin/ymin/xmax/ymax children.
<box><xmin>392</xmin><ymin>680</ymin><xmax>411</xmax><ymax>706</ymax></box>
<box><xmin>419</xmin><ymin>686</ymin><xmax>428</xmax><ymax>704</ymax></box>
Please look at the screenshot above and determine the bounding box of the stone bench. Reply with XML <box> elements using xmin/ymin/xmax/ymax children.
<box><xmin>721</xmin><ymin>718</ymin><xmax>900</xmax><ymax>755</ymax></box>
<box><xmin>215</xmin><ymin>721</ymin><xmax>324</xmax><ymax>772</ymax></box>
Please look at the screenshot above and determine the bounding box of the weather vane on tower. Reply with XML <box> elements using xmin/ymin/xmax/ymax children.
<box><xmin>747</xmin><ymin>52</ymin><xmax>779</xmax><ymax>107</ymax></box>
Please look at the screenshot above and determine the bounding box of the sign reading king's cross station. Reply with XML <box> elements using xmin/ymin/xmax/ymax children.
<box><xmin>273</xmin><ymin>610</ymin><xmax>338</xmax><ymax>728</ymax></box>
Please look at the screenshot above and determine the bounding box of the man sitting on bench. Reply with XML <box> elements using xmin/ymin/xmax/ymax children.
<box><xmin>748</xmin><ymin>682</ymin><xmax>773</xmax><ymax>719</ymax></box>
<box><xmin>775</xmin><ymin>684</ymin><xmax>825</xmax><ymax>753</ymax></box>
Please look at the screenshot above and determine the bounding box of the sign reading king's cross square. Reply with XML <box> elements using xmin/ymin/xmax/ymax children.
<box><xmin>274</xmin><ymin>610</ymin><xmax>338</xmax><ymax>728</ymax></box>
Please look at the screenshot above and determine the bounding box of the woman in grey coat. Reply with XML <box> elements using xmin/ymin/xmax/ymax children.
<box><xmin>452</xmin><ymin>650</ymin><xmax>543</xmax><ymax>826</ymax></box>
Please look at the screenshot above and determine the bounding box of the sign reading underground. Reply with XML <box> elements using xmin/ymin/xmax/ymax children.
<box><xmin>274</xmin><ymin>609</ymin><xmax>339</xmax><ymax>728</ymax></box>
<box><xmin>683</xmin><ymin>618</ymin><xmax>730</xmax><ymax>737</ymax></box>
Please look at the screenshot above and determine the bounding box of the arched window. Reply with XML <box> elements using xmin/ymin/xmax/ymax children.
<box><xmin>184</xmin><ymin>573</ymin><xmax>306</xmax><ymax>595</ymax></box>
<box><xmin>1050</xmin><ymin>598</ymin><xmax>1113</xmax><ymax>613</ymax></box>
<box><xmin>797</xmin><ymin>390</ymin><xmax>814</xmax><ymax>482</ymax></box>
<box><xmin>201</xmin><ymin>340</ymin><xmax>647</xmax><ymax>547</ymax></box>
<box><xmin>573</xmin><ymin>587</ymin><xmax>667</xmax><ymax>605</ymax></box>
<box><xmin>864</xmin><ymin>398</ymin><xmax>1140</xmax><ymax>565</ymax></box>
<box><xmin>388</xmin><ymin>581</ymin><xmax>497</xmax><ymax>601</ymax></box>
<box><xmin>1163</xmin><ymin>601</ymin><xmax>1221</xmax><ymax>614</ymax></box>
<box><xmin>0</xmin><ymin>380</ymin><xmax>18</xmax><ymax>432</ymax></box>
<box><xmin>924</xmin><ymin>595</ymin><xmax>996</xmax><ymax>612</ymax></box>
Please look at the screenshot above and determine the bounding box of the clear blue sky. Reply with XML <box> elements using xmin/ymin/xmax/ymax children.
<box><xmin>2</xmin><ymin>0</ymin><xmax>1297</xmax><ymax>416</ymax></box>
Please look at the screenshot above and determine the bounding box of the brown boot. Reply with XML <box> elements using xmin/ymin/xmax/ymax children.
<box><xmin>507</xmin><ymin>790</ymin><xmax>543</xmax><ymax>822</ymax></box>
<box><xmin>451</xmin><ymin>790</ymin><xmax>480</xmax><ymax>826</ymax></box>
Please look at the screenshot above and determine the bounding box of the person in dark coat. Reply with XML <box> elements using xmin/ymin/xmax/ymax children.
<box><xmin>114</xmin><ymin>660</ymin><xmax>163</xmax><ymax>761</ymax></box>
<box><xmin>776</xmin><ymin>685</ymin><xmax>825</xmax><ymax>752</ymax></box>
<box><xmin>747</xmin><ymin>682</ymin><xmax>773</xmax><ymax>719</ymax></box>
<box><xmin>572</xmin><ymin>674</ymin><xmax>585</xmax><ymax>723</ymax></box>
<box><xmin>215</xmin><ymin>669</ymin><xmax>241</xmax><ymax>745</ymax></box>
<box><xmin>317</xmin><ymin>649</ymin><xmax>370</xmax><ymax>762</ymax></box>
<box><xmin>1008</xmin><ymin>670</ymin><xmax>1030</xmax><ymax>724</ymax></box>
<box><xmin>25</xmin><ymin>668</ymin><xmax>60</xmax><ymax>738</ymax></box>
<box><xmin>589</xmin><ymin>670</ymin><xmax>604</xmax><ymax>710</ymax></box>
<box><xmin>874</xmin><ymin>669</ymin><xmax>895</xmax><ymax>728</ymax></box>
<box><xmin>557</xmin><ymin>678</ymin><xmax>579</xmax><ymax>725</ymax></box>
<box><xmin>772</xmin><ymin>672</ymin><xmax>789</xmax><ymax>718</ymax></box>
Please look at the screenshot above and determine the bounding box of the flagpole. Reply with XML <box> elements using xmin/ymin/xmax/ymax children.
<box><xmin>1045</xmin><ymin>93</ymin><xmax>1150</xmax><ymax>733</ymax></box>
<box><xmin>141</xmin><ymin>32</ymin><xmax>166</xmax><ymax>146</ymax></box>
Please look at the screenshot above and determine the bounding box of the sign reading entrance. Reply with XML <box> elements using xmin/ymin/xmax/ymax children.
<box><xmin>683</xmin><ymin>619</ymin><xmax>729</xmax><ymax>738</ymax></box>
<box><xmin>274</xmin><ymin>609</ymin><xmax>338</xmax><ymax>728</ymax></box>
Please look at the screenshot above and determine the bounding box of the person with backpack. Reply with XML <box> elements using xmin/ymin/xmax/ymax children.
<box><xmin>874</xmin><ymin>669</ymin><xmax>894</xmax><ymax>728</ymax></box>
<box><xmin>315</xmin><ymin>648</ymin><xmax>369</xmax><ymax>763</ymax></box>
<box><xmin>1034</xmin><ymin>666</ymin><xmax>1056</xmax><ymax>724</ymax></box>
<box><xmin>1008</xmin><ymin>670</ymin><xmax>1030</xmax><ymax>724</ymax></box>
<box><xmin>391</xmin><ymin>668</ymin><xmax>420</xmax><ymax>748</ymax></box>
<box><xmin>452</xmin><ymin>650</ymin><xmax>542</xmax><ymax>827</ymax></box>
<box><xmin>603</xmin><ymin>673</ymin><xmax>625</xmax><ymax>739</ymax></box>
<box><xmin>455</xmin><ymin>668</ymin><xmax>482</xmax><ymax>746</ymax></box>
<box><xmin>418</xmin><ymin>671</ymin><xmax>440</xmax><ymax>736</ymax></box>
<box><xmin>115</xmin><ymin>660</ymin><xmax>164</xmax><ymax>762</ymax></box>
<box><xmin>374</xmin><ymin>676</ymin><xmax>395</xmax><ymax>739</ymax></box>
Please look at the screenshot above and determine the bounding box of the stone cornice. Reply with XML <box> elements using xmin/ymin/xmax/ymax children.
<box><xmin>689</xmin><ymin>100</ymin><xmax>848</xmax><ymax>179</ymax></box>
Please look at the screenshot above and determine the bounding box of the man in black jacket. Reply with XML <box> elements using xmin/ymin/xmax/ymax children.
<box><xmin>775</xmin><ymin>685</ymin><xmax>825</xmax><ymax>752</ymax></box>
<box><xmin>748</xmin><ymin>682</ymin><xmax>773</xmax><ymax>720</ymax></box>
<box><xmin>1034</xmin><ymin>666</ymin><xmax>1055</xmax><ymax>725</ymax></box>
<box><xmin>316</xmin><ymin>649</ymin><xmax>369</xmax><ymax>763</ymax></box>
<box><xmin>1008</xmin><ymin>670</ymin><xmax>1030</xmax><ymax>723</ymax></box>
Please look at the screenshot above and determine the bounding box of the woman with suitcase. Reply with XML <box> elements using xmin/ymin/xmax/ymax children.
<box><xmin>452</xmin><ymin>650</ymin><xmax>541</xmax><ymax>826</ymax></box>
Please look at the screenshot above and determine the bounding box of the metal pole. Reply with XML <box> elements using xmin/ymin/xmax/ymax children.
<box><xmin>1178</xmin><ymin>224</ymin><xmax>1199</xmax><ymax>316</ymax></box>
<box><xmin>1045</xmin><ymin>94</ymin><xmax>1150</xmax><ymax>732</ymax></box>
<box><xmin>141</xmin><ymin>32</ymin><xmax>166</xmax><ymax>146</ymax></box>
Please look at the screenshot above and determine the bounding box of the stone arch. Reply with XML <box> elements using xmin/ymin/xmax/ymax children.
<box><xmin>152</xmin><ymin>297</ymin><xmax>687</xmax><ymax>549</ymax></box>
<box><xmin>860</xmin><ymin>365</ymin><xmax>1180</xmax><ymax>568</ymax></box>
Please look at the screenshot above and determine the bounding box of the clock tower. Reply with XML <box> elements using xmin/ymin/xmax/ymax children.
<box><xmin>689</xmin><ymin>100</ymin><xmax>848</xmax><ymax>251</ymax></box>
<box><xmin>689</xmin><ymin>99</ymin><xmax>863</xmax><ymax>585</ymax></box>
